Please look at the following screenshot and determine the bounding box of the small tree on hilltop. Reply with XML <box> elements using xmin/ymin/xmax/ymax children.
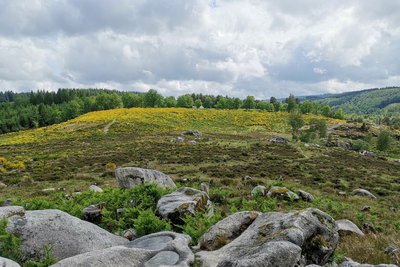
<box><xmin>377</xmin><ymin>131</ymin><xmax>392</xmax><ymax>151</ymax></box>
<box><xmin>289</xmin><ymin>111</ymin><xmax>304</xmax><ymax>140</ymax></box>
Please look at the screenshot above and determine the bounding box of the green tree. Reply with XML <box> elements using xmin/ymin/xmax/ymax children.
<box><xmin>177</xmin><ymin>95</ymin><xmax>194</xmax><ymax>108</ymax></box>
<box><xmin>377</xmin><ymin>131</ymin><xmax>392</xmax><ymax>151</ymax></box>
<box><xmin>286</xmin><ymin>94</ymin><xmax>298</xmax><ymax>113</ymax></box>
<box><xmin>203</xmin><ymin>96</ymin><xmax>213</xmax><ymax>108</ymax></box>
<box><xmin>164</xmin><ymin>96</ymin><xmax>177</xmax><ymax>107</ymax></box>
<box><xmin>243</xmin><ymin>96</ymin><xmax>256</xmax><ymax>110</ymax></box>
<box><xmin>143</xmin><ymin>89</ymin><xmax>164</xmax><ymax>107</ymax></box>
<box><xmin>289</xmin><ymin>111</ymin><xmax>304</xmax><ymax>140</ymax></box>
<box><xmin>194</xmin><ymin>99</ymin><xmax>203</xmax><ymax>108</ymax></box>
<box><xmin>232</xmin><ymin>98</ymin><xmax>242</xmax><ymax>109</ymax></box>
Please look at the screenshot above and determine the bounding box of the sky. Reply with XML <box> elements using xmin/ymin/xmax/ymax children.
<box><xmin>0</xmin><ymin>0</ymin><xmax>400</xmax><ymax>98</ymax></box>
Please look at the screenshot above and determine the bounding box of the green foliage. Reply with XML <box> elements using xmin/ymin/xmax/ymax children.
<box><xmin>164</xmin><ymin>96</ymin><xmax>177</xmax><ymax>107</ymax></box>
<box><xmin>289</xmin><ymin>111</ymin><xmax>304</xmax><ymax>140</ymax></box>
<box><xmin>24</xmin><ymin>246</ymin><xmax>57</xmax><ymax>267</ymax></box>
<box><xmin>377</xmin><ymin>131</ymin><xmax>392</xmax><ymax>151</ymax></box>
<box><xmin>351</xmin><ymin>139</ymin><xmax>370</xmax><ymax>151</ymax></box>
<box><xmin>177</xmin><ymin>94</ymin><xmax>194</xmax><ymax>108</ymax></box>
<box><xmin>182</xmin><ymin>212</ymin><xmax>222</xmax><ymax>245</ymax></box>
<box><xmin>243</xmin><ymin>96</ymin><xmax>256</xmax><ymax>110</ymax></box>
<box><xmin>133</xmin><ymin>209</ymin><xmax>172</xmax><ymax>236</ymax></box>
<box><xmin>143</xmin><ymin>89</ymin><xmax>164</xmax><ymax>108</ymax></box>
<box><xmin>0</xmin><ymin>219</ymin><xmax>23</xmax><ymax>263</ymax></box>
<box><xmin>394</xmin><ymin>220</ymin><xmax>400</xmax><ymax>231</ymax></box>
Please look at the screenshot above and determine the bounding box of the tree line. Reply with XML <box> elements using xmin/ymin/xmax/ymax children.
<box><xmin>0</xmin><ymin>89</ymin><xmax>344</xmax><ymax>134</ymax></box>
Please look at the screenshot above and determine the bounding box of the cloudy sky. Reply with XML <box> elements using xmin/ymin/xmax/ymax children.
<box><xmin>0</xmin><ymin>0</ymin><xmax>400</xmax><ymax>98</ymax></box>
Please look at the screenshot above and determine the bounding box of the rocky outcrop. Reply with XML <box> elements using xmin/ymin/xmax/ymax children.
<box><xmin>0</xmin><ymin>206</ymin><xmax>25</xmax><ymax>220</ymax></box>
<box><xmin>338</xmin><ymin>259</ymin><xmax>397</xmax><ymax>267</ymax></box>
<box><xmin>266</xmin><ymin>186</ymin><xmax>299</xmax><ymax>201</ymax></box>
<box><xmin>182</xmin><ymin>130</ymin><xmax>201</xmax><ymax>137</ymax></box>
<box><xmin>270</xmin><ymin>137</ymin><xmax>288</xmax><ymax>143</ymax></box>
<box><xmin>89</xmin><ymin>185</ymin><xmax>103</xmax><ymax>193</ymax></box>
<box><xmin>6</xmin><ymin>209</ymin><xmax>127</xmax><ymax>261</ymax></box>
<box><xmin>196</xmin><ymin>208</ymin><xmax>339</xmax><ymax>267</ymax></box>
<box><xmin>0</xmin><ymin>257</ymin><xmax>21</xmax><ymax>267</ymax></box>
<box><xmin>156</xmin><ymin>187</ymin><xmax>212</xmax><ymax>224</ymax></box>
<box><xmin>351</xmin><ymin>189</ymin><xmax>377</xmax><ymax>200</ymax></box>
<box><xmin>115</xmin><ymin>167</ymin><xmax>176</xmax><ymax>189</ymax></box>
<box><xmin>52</xmin><ymin>232</ymin><xmax>194</xmax><ymax>267</ymax></box>
<box><xmin>336</xmin><ymin>219</ymin><xmax>364</xmax><ymax>236</ymax></box>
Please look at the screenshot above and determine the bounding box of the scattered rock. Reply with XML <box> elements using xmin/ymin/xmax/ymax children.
<box><xmin>270</xmin><ymin>137</ymin><xmax>288</xmax><ymax>143</ymax></box>
<box><xmin>1</xmin><ymin>199</ymin><xmax>13</xmax><ymax>207</ymax></box>
<box><xmin>242</xmin><ymin>175</ymin><xmax>252</xmax><ymax>181</ymax></box>
<box><xmin>338</xmin><ymin>191</ymin><xmax>347</xmax><ymax>196</ymax></box>
<box><xmin>182</xmin><ymin>130</ymin><xmax>202</xmax><ymax>137</ymax></box>
<box><xmin>123</xmin><ymin>228</ymin><xmax>137</xmax><ymax>241</ymax></box>
<box><xmin>359</xmin><ymin>150</ymin><xmax>376</xmax><ymax>158</ymax></box>
<box><xmin>200</xmin><ymin>182</ymin><xmax>209</xmax><ymax>195</ymax></box>
<box><xmin>339</xmin><ymin>258</ymin><xmax>397</xmax><ymax>266</ymax></box>
<box><xmin>385</xmin><ymin>244</ymin><xmax>399</xmax><ymax>266</ymax></box>
<box><xmin>298</xmin><ymin>189</ymin><xmax>315</xmax><ymax>202</ymax></box>
<box><xmin>352</xmin><ymin>189</ymin><xmax>377</xmax><ymax>200</ymax></box>
<box><xmin>82</xmin><ymin>205</ymin><xmax>102</xmax><ymax>224</ymax></box>
<box><xmin>0</xmin><ymin>257</ymin><xmax>21</xmax><ymax>267</ymax></box>
<box><xmin>172</xmin><ymin>137</ymin><xmax>185</xmax><ymax>143</ymax></box>
<box><xmin>361</xmin><ymin>206</ymin><xmax>371</xmax><ymax>212</ymax></box>
<box><xmin>0</xmin><ymin>206</ymin><xmax>25</xmax><ymax>220</ymax></box>
<box><xmin>266</xmin><ymin>186</ymin><xmax>299</xmax><ymax>201</ymax></box>
<box><xmin>196</xmin><ymin>208</ymin><xmax>339</xmax><ymax>266</ymax></box>
<box><xmin>115</xmin><ymin>167</ymin><xmax>176</xmax><ymax>189</ymax></box>
<box><xmin>251</xmin><ymin>185</ymin><xmax>267</xmax><ymax>197</ymax></box>
<box><xmin>42</xmin><ymin>188</ymin><xmax>56</xmax><ymax>192</ymax></box>
<box><xmin>0</xmin><ymin>181</ymin><xmax>7</xmax><ymax>188</ymax></box>
<box><xmin>362</xmin><ymin>222</ymin><xmax>377</xmax><ymax>234</ymax></box>
<box><xmin>54</xmin><ymin>231</ymin><xmax>194</xmax><ymax>267</ymax></box>
<box><xmin>198</xmin><ymin>211</ymin><xmax>260</xmax><ymax>251</ymax></box>
<box><xmin>188</xmin><ymin>140</ymin><xmax>197</xmax><ymax>145</ymax></box>
<box><xmin>156</xmin><ymin>187</ymin><xmax>213</xmax><ymax>224</ymax></box>
<box><xmin>89</xmin><ymin>185</ymin><xmax>103</xmax><ymax>193</ymax></box>
<box><xmin>336</xmin><ymin>219</ymin><xmax>364</xmax><ymax>236</ymax></box>
<box><xmin>6</xmin><ymin>209</ymin><xmax>127</xmax><ymax>260</ymax></box>
<box><xmin>332</xmin><ymin>140</ymin><xmax>351</xmax><ymax>149</ymax></box>
<box><xmin>390</xmin><ymin>207</ymin><xmax>397</xmax><ymax>212</ymax></box>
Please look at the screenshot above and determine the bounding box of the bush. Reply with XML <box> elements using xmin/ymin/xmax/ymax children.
<box><xmin>351</xmin><ymin>139</ymin><xmax>370</xmax><ymax>151</ymax></box>
<box><xmin>377</xmin><ymin>131</ymin><xmax>392</xmax><ymax>151</ymax></box>
<box><xmin>182</xmin><ymin>211</ymin><xmax>222</xmax><ymax>245</ymax></box>
<box><xmin>0</xmin><ymin>219</ymin><xmax>23</xmax><ymax>262</ymax></box>
<box><xmin>133</xmin><ymin>209</ymin><xmax>171</xmax><ymax>236</ymax></box>
<box><xmin>395</xmin><ymin>220</ymin><xmax>400</xmax><ymax>231</ymax></box>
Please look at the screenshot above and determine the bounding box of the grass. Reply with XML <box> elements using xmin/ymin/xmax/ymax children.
<box><xmin>0</xmin><ymin>107</ymin><xmax>399</xmax><ymax>265</ymax></box>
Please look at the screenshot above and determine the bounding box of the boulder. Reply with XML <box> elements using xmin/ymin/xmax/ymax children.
<box><xmin>172</xmin><ymin>137</ymin><xmax>185</xmax><ymax>143</ymax></box>
<box><xmin>89</xmin><ymin>185</ymin><xmax>103</xmax><ymax>193</ymax></box>
<box><xmin>0</xmin><ymin>257</ymin><xmax>21</xmax><ymax>267</ymax></box>
<box><xmin>2</xmin><ymin>199</ymin><xmax>13</xmax><ymax>207</ymax></box>
<box><xmin>336</xmin><ymin>219</ymin><xmax>364</xmax><ymax>236</ymax></box>
<box><xmin>196</xmin><ymin>208</ymin><xmax>339</xmax><ymax>266</ymax></box>
<box><xmin>198</xmin><ymin>211</ymin><xmax>260</xmax><ymax>251</ymax></box>
<box><xmin>52</xmin><ymin>232</ymin><xmax>194</xmax><ymax>267</ymax></box>
<box><xmin>156</xmin><ymin>187</ymin><xmax>212</xmax><ymax>224</ymax></box>
<box><xmin>270</xmin><ymin>137</ymin><xmax>288</xmax><ymax>143</ymax></box>
<box><xmin>115</xmin><ymin>167</ymin><xmax>176</xmax><ymax>189</ymax></box>
<box><xmin>266</xmin><ymin>186</ymin><xmax>299</xmax><ymax>201</ymax></box>
<box><xmin>251</xmin><ymin>185</ymin><xmax>267</xmax><ymax>197</ymax></box>
<box><xmin>0</xmin><ymin>206</ymin><xmax>25</xmax><ymax>220</ymax></box>
<box><xmin>123</xmin><ymin>228</ymin><xmax>137</xmax><ymax>241</ymax></box>
<box><xmin>361</xmin><ymin>206</ymin><xmax>371</xmax><ymax>212</ymax></box>
<box><xmin>182</xmin><ymin>130</ymin><xmax>201</xmax><ymax>137</ymax></box>
<box><xmin>82</xmin><ymin>205</ymin><xmax>102</xmax><ymax>224</ymax></box>
<box><xmin>351</xmin><ymin>189</ymin><xmax>377</xmax><ymax>200</ymax></box>
<box><xmin>6</xmin><ymin>209</ymin><xmax>127</xmax><ymax>261</ymax></box>
<box><xmin>0</xmin><ymin>181</ymin><xmax>7</xmax><ymax>188</ymax></box>
<box><xmin>339</xmin><ymin>259</ymin><xmax>397</xmax><ymax>267</ymax></box>
<box><xmin>298</xmin><ymin>190</ymin><xmax>315</xmax><ymax>202</ymax></box>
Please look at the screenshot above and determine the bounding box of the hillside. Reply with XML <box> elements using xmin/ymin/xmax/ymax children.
<box><xmin>305</xmin><ymin>87</ymin><xmax>400</xmax><ymax>115</ymax></box>
<box><xmin>0</xmin><ymin>108</ymin><xmax>399</xmax><ymax>266</ymax></box>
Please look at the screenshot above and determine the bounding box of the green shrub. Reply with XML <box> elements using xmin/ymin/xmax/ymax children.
<box><xmin>377</xmin><ymin>131</ymin><xmax>392</xmax><ymax>151</ymax></box>
<box><xmin>395</xmin><ymin>220</ymin><xmax>400</xmax><ymax>231</ymax></box>
<box><xmin>24</xmin><ymin>246</ymin><xmax>57</xmax><ymax>267</ymax></box>
<box><xmin>133</xmin><ymin>209</ymin><xmax>172</xmax><ymax>236</ymax></box>
<box><xmin>182</xmin><ymin>212</ymin><xmax>222</xmax><ymax>245</ymax></box>
<box><xmin>0</xmin><ymin>219</ymin><xmax>23</xmax><ymax>263</ymax></box>
<box><xmin>351</xmin><ymin>139</ymin><xmax>370</xmax><ymax>151</ymax></box>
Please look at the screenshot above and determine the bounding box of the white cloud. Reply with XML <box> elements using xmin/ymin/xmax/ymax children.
<box><xmin>0</xmin><ymin>0</ymin><xmax>399</xmax><ymax>98</ymax></box>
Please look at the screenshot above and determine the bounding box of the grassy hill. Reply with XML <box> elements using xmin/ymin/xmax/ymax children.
<box><xmin>305</xmin><ymin>87</ymin><xmax>400</xmax><ymax>115</ymax></box>
<box><xmin>0</xmin><ymin>108</ymin><xmax>399</xmax><ymax>265</ymax></box>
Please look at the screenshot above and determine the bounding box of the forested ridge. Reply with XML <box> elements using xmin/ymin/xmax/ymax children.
<box><xmin>0</xmin><ymin>88</ymin><xmax>343</xmax><ymax>134</ymax></box>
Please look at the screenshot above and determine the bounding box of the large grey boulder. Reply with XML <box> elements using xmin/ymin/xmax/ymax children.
<box><xmin>0</xmin><ymin>257</ymin><xmax>21</xmax><ymax>267</ymax></box>
<box><xmin>115</xmin><ymin>167</ymin><xmax>176</xmax><ymax>189</ymax></box>
<box><xmin>336</xmin><ymin>219</ymin><xmax>364</xmax><ymax>236</ymax></box>
<box><xmin>298</xmin><ymin>190</ymin><xmax>315</xmax><ymax>202</ymax></box>
<box><xmin>6</xmin><ymin>209</ymin><xmax>127</xmax><ymax>261</ymax></box>
<box><xmin>198</xmin><ymin>211</ymin><xmax>260</xmax><ymax>251</ymax></box>
<box><xmin>196</xmin><ymin>208</ymin><xmax>339</xmax><ymax>267</ymax></box>
<box><xmin>266</xmin><ymin>186</ymin><xmax>299</xmax><ymax>201</ymax></box>
<box><xmin>52</xmin><ymin>232</ymin><xmax>194</xmax><ymax>267</ymax></box>
<box><xmin>351</xmin><ymin>189</ymin><xmax>377</xmax><ymax>200</ymax></box>
<box><xmin>251</xmin><ymin>186</ymin><xmax>267</xmax><ymax>197</ymax></box>
<box><xmin>0</xmin><ymin>206</ymin><xmax>25</xmax><ymax>220</ymax></box>
<box><xmin>156</xmin><ymin>187</ymin><xmax>212</xmax><ymax>224</ymax></box>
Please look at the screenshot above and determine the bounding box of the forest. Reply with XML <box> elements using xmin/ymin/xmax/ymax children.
<box><xmin>0</xmin><ymin>89</ymin><xmax>344</xmax><ymax>134</ymax></box>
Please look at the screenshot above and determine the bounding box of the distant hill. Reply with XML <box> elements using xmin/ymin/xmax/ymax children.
<box><xmin>304</xmin><ymin>87</ymin><xmax>400</xmax><ymax>115</ymax></box>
